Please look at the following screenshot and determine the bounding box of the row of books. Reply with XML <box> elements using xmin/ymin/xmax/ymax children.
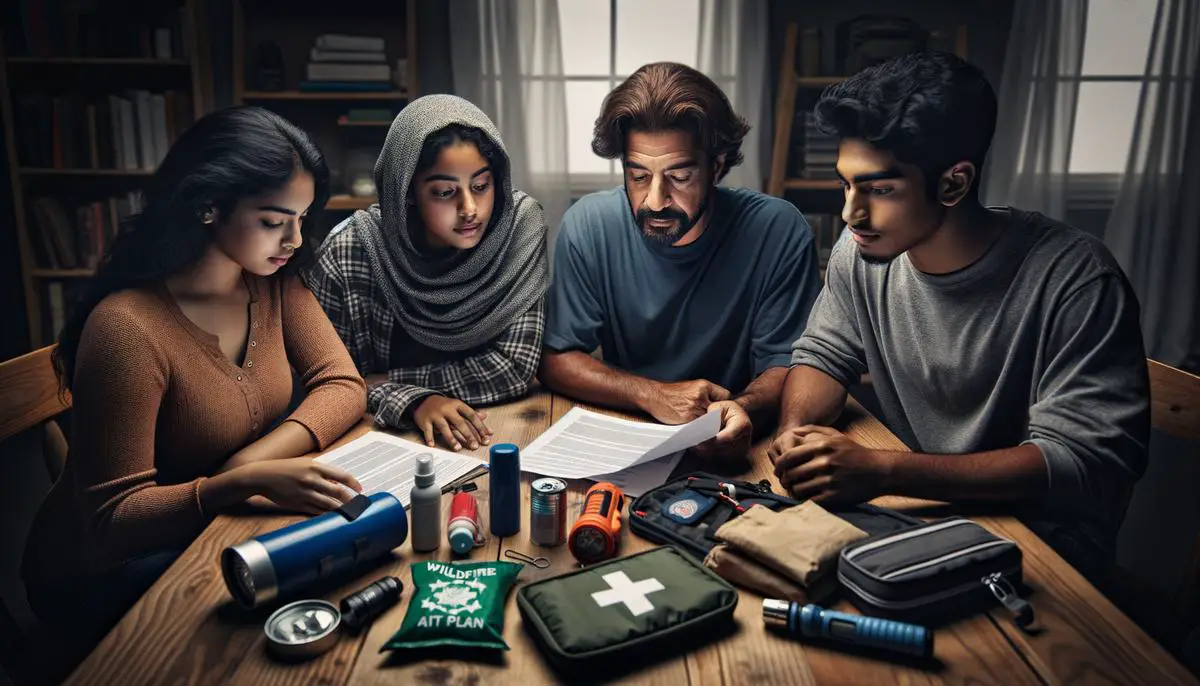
<box><xmin>803</xmin><ymin>213</ymin><xmax>846</xmax><ymax>264</ymax></box>
<box><xmin>28</xmin><ymin>192</ymin><xmax>143</xmax><ymax>270</ymax></box>
<box><xmin>15</xmin><ymin>90</ymin><xmax>194</xmax><ymax>171</ymax></box>
<box><xmin>42</xmin><ymin>280</ymin><xmax>81</xmax><ymax>342</ymax></box>
<box><xmin>7</xmin><ymin>1</ymin><xmax>191</xmax><ymax>60</ymax></box>
<box><xmin>796</xmin><ymin>111</ymin><xmax>839</xmax><ymax>180</ymax></box>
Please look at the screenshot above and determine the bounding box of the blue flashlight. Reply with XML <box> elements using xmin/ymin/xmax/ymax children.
<box><xmin>763</xmin><ymin>600</ymin><xmax>934</xmax><ymax>659</ymax></box>
<box><xmin>221</xmin><ymin>492</ymin><xmax>408</xmax><ymax>609</ymax></box>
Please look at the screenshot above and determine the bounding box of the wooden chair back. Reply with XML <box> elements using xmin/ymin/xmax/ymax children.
<box><xmin>0</xmin><ymin>345</ymin><xmax>70</xmax><ymax>683</ymax></box>
<box><xmin>0</xmin><ymin>345</ymin><xmax>70</xmax><ymax>480</ymax></box>
<box><xmin>1148</xmin><ymin>359</ymin><xmax>1200</xmax><ymax>442</ymax></box>
<box><xmin>1146</xmin><ymin>360</ymin><xmax>1200</xmax><ymax>630</ymax></box>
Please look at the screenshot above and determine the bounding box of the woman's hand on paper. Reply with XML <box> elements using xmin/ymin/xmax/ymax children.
<box><xmin>240</xmin><ymin>457</ymin><xmax>364</xmax><ymax>515</ymax></box>
<box><xmin>412</xmin><ymin>395</ymin><xmax>491</xmax><ymax>451</ymax></box>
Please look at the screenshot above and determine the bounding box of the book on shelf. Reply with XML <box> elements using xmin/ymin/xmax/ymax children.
<box><xmin>15</xmin><ymin>90</ymin><xmax>193</xmax><ymax>170</ymax></box>
<box><xmin>339</xmin><ymin>108</ymin><xmax>395</xmax><ymax>123</ymax></box>
<box><xmin>796</xmin><ymin>111</ymin><xmax>839</xmax><ymax>178</ymax></box>
<box><xmin>10</xmin><ymin>3</ymin><xmax>190</xmax><ymax>59</ymax></box>
<box><xmin>298</xmin><ymin>81</ymin><xmax>396</xmax><ymax>92</ymax></box>
<box><xmin>310</xmin><ymin>48</ymin><xmax>386</xmax><ymax>63</ymax></box>
<box><xmin>305</xmin><ymin>62</ymin><xmax>391</xmax><ymax>82</ymax></box>
<box><xmin>803</xmin><ymin>213</ymin><xmax>845</xmax><ymax>265</ymax></box>
<box><xmin>28</xmin><ymin>193</ymin><xmax>143</xmax><ymax>270</ymax></box>
<box><xmin>314</xmin><ymin>34</ymin><xmax>385</xmax><ymax>53</ymax></box>
<box><xmin>43</xmin><ymin>280</ymin><xmax>85</xmax><ymax>342</ymax></box>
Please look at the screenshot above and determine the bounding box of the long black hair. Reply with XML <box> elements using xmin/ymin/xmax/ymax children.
<box><xmin>53</xmin><ymin>105</ymin><xmax>330</xmax><ymax>390</ymax></box>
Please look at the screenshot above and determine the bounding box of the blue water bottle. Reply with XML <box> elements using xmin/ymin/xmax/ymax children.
<box><xmin>763</xmin><ymin>600</ymin><xmax>934</xmax><ymax>659</ymax></box>
<box><xmin>489</xmin><ymin>443</ymin><xmax>521</xmax><ymax>536</ymax></box>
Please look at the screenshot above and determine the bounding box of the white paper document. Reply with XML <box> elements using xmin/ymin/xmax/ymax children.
<box><xmin>317</xmin><ymin>432</ymin><xmax>483</xmax><ymax>507</ymax></box>
<box><xmin>520</xmin><ymin>408</ymin><xmax>721</xmax><ymax>483</ymax></box>
<box><xmin>593</xmin><ymin>453</ymin><xmax>684</xmax><ymax>498</ymax></box>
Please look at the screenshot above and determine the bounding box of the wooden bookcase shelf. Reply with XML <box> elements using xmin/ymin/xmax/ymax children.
<box><xmin>1</xmin><ymin>0</ymin><xmax>213</xmax><ymax>348</ymax></box>
<box><xmin>242</xmin><ymin>90</ymin><xmax>408</xmax><ymax>101</ymax></box>
<box><xmin>20</xmin><ymin>168</ymin><xmax>156</xmax><ymax>177</ymax></box>
<box><xmin>326</xmin><ymin>195</ymin><xmax>377</xmax><ymax>211</ymax></box>
<box><xmin>30</xmin><ymin>269</ymin><xmax>97</xmax><ymax>279</ymax></box>
<box><xmin>232</xmin><ymin>0</ymin><xmax>419</xmax><ymax>234</ymax></box>
<box><xmin>8</xmin><ymin>57</ymin><xmax>191</xmax><ymax>67</ymax></box>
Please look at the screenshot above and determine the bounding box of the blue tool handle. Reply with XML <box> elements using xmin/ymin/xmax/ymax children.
<box><xmin>796</xmin><ymin>604</ymin><xmax>933</xmax><ymax>659</ymax></box>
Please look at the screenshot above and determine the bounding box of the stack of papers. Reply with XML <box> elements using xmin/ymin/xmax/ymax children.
<box><xmin>317</xmin><ymin>432</ymin><xmax>483</xmax><ymax>507</ymax></box>
<box><xmin>520</xmin><ymin>408</ymin><xmax>721</xmax><ymax>496</ymax></box>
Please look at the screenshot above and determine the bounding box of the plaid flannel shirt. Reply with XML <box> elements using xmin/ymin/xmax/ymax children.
<box><xmin>303</xmin><ymin>222</ymin><xmax>545</xmax><ymax>429</ymax></box>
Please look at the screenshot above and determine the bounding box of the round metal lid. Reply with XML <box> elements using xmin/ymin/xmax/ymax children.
<box><xmin>264</xmin><ymin>599</ymin><xmax>341</xmax><ymax>658</ymax></box>
<box><xmin>532</xmin><ymin>477</ymin><xmax>567</xmax><ymax>493</ymax></box>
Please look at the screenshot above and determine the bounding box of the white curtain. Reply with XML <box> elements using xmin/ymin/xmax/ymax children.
<box><xmin>982</xmin><ymin>0</ymin><xmax>1089</xmax><ymax>220</ymax></box>
<box><xmin>1102</xmin><ymin>0</ymin><xmax>1200</xmax><ymax>366</ymax></box>
<box><xmin>449</xmin><ymin>0</ymin><xmax>572</xmax><ymax>261</ymax></box>
<box><xmin>697</xmin><ymin>0</ymin><xmax>770</xmax><ymax>191</ymax></box>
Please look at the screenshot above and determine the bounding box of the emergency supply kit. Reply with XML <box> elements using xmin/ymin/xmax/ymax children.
<box><xmin>628</xmin><ymin>472</ymin><xmax>923</xmax><ymax>559</ymax></box>
<box><xmin>516</xmin><ymin>545</ymin><xmax>738</xmax><ymax>676</ymax></box>
<box><xmin>837</xmin><ymin>517</ymin><xmax>1035</xmax><ymax>627</ymax></box>
<box><xmin>214</xmin><ymin>439</ymin><xmax>1034</xmax><ymax>672</ymax></box>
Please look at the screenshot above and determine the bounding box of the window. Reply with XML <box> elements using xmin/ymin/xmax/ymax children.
<box><xmin>1068</xmin><ymin>0</ymin><xmax>1156</xmax><ymax>174</ymax></box>
<box><xmin>557</xmin><ymin>0</ymin><xmax>701</xmax><ymax>179</ymax></box>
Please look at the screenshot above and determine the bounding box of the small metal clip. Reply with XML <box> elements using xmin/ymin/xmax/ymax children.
<box><xmin>504</xmin><ymin>549</ymin><xmax>550</xmax><ymax>569</ymax></box>
<box><xmin>983</xmin><ymin>572</ymin><xmax>1035</xmax><ymax>630</ymax></box>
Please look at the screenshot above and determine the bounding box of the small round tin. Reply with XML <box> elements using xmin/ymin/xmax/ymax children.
<box><xmin>530</xmin><ymin>477</ymin><xmax>568</xmax><ymax>547</ymax></box>
<box><xmin>264</xmin><ymin>599</ymin><xmax>341</xmax><ymax>660</ymax></box>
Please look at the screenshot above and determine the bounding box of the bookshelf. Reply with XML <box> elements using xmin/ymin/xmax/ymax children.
<box><xmin>765</xmin><ymin>21</ymin><xmax>968</xmax><ymax>268</ymax></box>
<box><xmin>1</xmin><ymin>0</ymin><xmax>213</xmax><ymax>348</ymax></box>
<box><xmin>232</xmin><ymin>0</ymin><xmax>420</xmax><ymax>233</ymax></box>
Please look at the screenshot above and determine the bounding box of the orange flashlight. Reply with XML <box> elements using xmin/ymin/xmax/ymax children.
<box><xmin>569</xmin><ymin>482</ymin><xmax>625</xmax><ymax>565</ymax></box>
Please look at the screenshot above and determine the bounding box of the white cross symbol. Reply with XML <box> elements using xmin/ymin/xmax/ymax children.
<box><xmin>590</xmin><ymin>571</ymin><xmax>665</xmax><ymax>617</ymax></box>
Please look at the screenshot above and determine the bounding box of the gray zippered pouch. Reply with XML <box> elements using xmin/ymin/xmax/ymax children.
<box><xmin>837</xmin><ymin>517</ymin><xmax>1034</xmax><ymax>629</ymax></box>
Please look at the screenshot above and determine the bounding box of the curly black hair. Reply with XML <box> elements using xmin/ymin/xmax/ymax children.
<box><xmin>814</xmin><ymin>51</ymin><xmax>997</xmax><ymax>199</ymax></box>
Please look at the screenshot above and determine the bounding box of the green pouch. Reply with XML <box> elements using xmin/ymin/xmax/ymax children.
<box><xmin>517</xmin><ymin>546</ymin><xmax>737</xmax><ymax>676</ymax></box>
<box><xmin>382</xmin><ymin>560</ymin><xmax>521</xmax><ymax>651</ymax></box>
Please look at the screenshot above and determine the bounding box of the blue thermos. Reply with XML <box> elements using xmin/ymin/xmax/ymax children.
<box><xmin>489</xmin><ymin>443</ymin><xmax>521</xmax><ymax>536</ymax></box>
<box><xmin>763</xmin><ymin>600</ymin><xmax>934</xmax><ymax>659</ymax></box>
<box><xmin>221</xmin><ymin>492</ymin><xmax>408</xmax><ymax>609</ymax></box>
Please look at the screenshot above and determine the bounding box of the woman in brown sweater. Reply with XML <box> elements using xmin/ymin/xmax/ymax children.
<box><xmin>21</xmin><ymin>106</ymin><xmax>367</xmax><ymax>654</ymax></box>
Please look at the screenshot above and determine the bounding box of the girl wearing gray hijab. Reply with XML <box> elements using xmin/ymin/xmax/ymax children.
<box><xmin>305</xmin><ymin>95</ymin><xmax>548</xmax><ymax>451</ymax></box>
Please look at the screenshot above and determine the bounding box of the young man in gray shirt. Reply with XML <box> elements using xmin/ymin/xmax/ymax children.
<box><xmin>772</xmin><ymin>52</ymin><xmax>1150</xmax><ymax>586</ymax></box>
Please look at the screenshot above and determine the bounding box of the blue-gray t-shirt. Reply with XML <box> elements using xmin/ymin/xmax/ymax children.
<box><xmin>545</xmin><ymin>186</ymin><xmax>821</xmax><ymax>392</ymax></box>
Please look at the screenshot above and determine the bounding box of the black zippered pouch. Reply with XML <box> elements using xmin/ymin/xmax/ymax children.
<box><xmin>628</xmin><ymin>472</ymin><xmax>922</xmax><ymax>561</ymax></box>
<box><xmin>838</xmin><ymin>517</ymin><xmax>1035</xmax><ymax>628</ymax></box>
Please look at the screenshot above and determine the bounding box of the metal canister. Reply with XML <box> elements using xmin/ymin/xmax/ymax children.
<box><xmin>264</xmin><ymin>599</ymin><xmax>341</xmax><ymax>660</ymax></box>
<box><xmin>530</xmin><ymin>477</ymin><xmax>568</xmax><ymax>547</ymax></box>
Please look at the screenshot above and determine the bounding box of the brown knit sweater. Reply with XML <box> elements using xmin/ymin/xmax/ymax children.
<box><xmin>22</xmin><ymin>274</ymin><xmax>367</xmax><ymax>582</ymax></box>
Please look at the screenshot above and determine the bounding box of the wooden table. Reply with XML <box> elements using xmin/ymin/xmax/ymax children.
<box><xmin>68</xmin><ymin>392</ymin><xmax>1198</xmax><ymax>685</ymax></box>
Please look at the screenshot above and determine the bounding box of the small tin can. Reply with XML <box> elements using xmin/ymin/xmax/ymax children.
<box><xmin>264</xmin><ymin>599</ymin><xmax>341</xmax><ymax>660</ymax></box>
<box><xmin>530</xmin><ymin>477</ymin><xmax>568</xmax><ymax>547</ymax></box>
